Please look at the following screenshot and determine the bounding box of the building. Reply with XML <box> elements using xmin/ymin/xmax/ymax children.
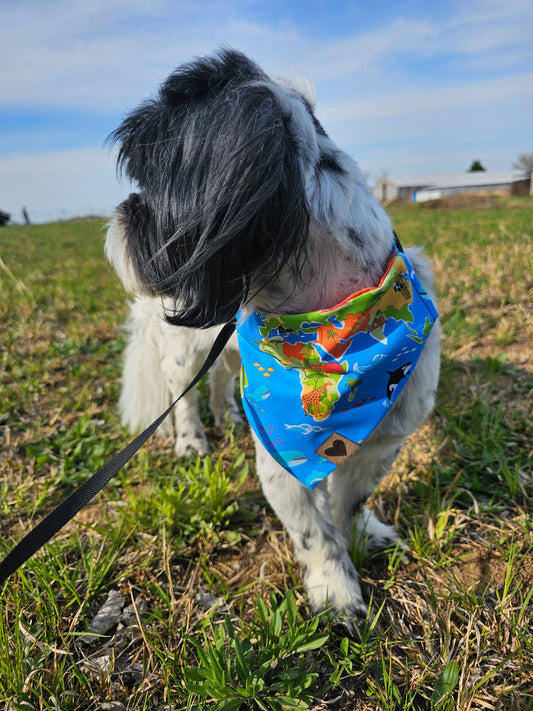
<box><xmin>373</xmin><ymin>170</ymin><xmax>532</xmax><ymax>203</ymax></box>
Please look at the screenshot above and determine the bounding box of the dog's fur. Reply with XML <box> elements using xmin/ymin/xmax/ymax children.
<box><xmin>106</xmin><ymin>48</ymin><xmax>440</xmax><ymax>634</ymax></box>
<box><xmin>112</xmin><ymin>291</ymin><xmax>242</xmax><ymax>457</ymax></box>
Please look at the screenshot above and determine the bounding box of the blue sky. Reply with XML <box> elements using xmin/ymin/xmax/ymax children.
<box><xmin>1</xmin><ymin>0</ymin><xmax>532</xmax><ymax>222</ymax></box>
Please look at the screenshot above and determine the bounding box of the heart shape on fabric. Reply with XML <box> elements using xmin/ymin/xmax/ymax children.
<box><xmin>324</xmin><ymin>439</ymin><xmax>347</xmax><ymax>457</ymax></box>
<box><xmin>316</xmin><ymin>432</ymin><xmax>359</xmax><ymax>465</ymax></box>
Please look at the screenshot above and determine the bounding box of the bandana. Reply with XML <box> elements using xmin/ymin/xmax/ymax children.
<box><xmin>236</xmin><ymin>249</ymin><xmax>438</xmax><ymax>489</ymax></box>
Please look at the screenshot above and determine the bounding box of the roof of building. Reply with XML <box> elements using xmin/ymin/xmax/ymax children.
<box><xmin>378</xmin><ymin>170</ymin><xmax>527</xmax><ymax>190</ymax></box>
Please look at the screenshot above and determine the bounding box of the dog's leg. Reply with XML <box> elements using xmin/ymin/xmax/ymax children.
<box><xmin>254</xmin><ymin>437</ymin><xmax>370</xmax><ymax>635</ymax></box>
<box><xmin>158</xmin><ymin>322</ymin><xmax>211</xmax><ymax>457</ymax></box>
<box><xmin>327</xmin><ymin>323</ymin><xmax>441</xmax><ymax>556</ymax></box>
<box><xmin>209</xmin><ymin>343</ymin><xmax>242</xmax><ymax>429</ymax></box>
<box><xmin>327</xmin><ymin>438</ymin><xmax>405</xmax><ymax>555</ymax></box>
<box><xmin>119</xmin><ymin>298</ymin><xmax>173</xmax><ymax>438</ymax></box>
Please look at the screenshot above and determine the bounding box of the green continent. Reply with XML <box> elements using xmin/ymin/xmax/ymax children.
<box><xmin>300</xmin><ymin>370</ymin><xmax>343</xmax><ymax>421</ymax></box>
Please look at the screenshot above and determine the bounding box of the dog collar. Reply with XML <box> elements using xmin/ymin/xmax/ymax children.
<box><xmin>236</xmin><ymin>248</ymin><xmax>438</xmax><ymax>489</ymax></box>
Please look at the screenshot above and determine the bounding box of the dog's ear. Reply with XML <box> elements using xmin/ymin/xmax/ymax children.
<box><xmin>109</xmin><ymin>103</ymin><xmax>163</xmax><ymax>188</ymax></box>
<box><xmin>117</xmin><ymin>192</ymin><xmax>151</xmax><ymax>232</ymax></box>
<box><xmin>105</xmin><ymin>193</ymin><xmax>158</xmax><ymax>294</ymax></box>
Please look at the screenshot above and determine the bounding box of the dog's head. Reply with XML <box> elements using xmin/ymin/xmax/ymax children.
<box><xmin>107</xmin><ymin>48</ymin><xmax>392</xmax><ymax>327</ymax></box>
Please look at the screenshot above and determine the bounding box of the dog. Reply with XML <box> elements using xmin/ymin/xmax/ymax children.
<box><xmin>105</xmin><ymin>48</ymin><xmax>440</xmax><ymax>634</ymax></box>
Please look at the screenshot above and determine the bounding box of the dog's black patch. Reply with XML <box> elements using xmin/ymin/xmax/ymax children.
<box><xmin>300</xmin><ymin>530</ymin><xmax>312</xmax><ymax>550</ymax></box>
<box><xmin>350</xmin><ymin>498</ymin><xmax>366</xmax><ymax>519</ymax></box>
<box><xmin>346</xmin><ymin>227</ymin><xmax>364</xmax><ymax>248</ymax></box>
<box><xmin>301</xmin><ymin>97</ymin><xmax>328</xmax><ymax>137</ymax></box>
<box><xmin>317</xmin><ymin>151</ymin><xmax>346</xmax><ymax>176</ymax></box>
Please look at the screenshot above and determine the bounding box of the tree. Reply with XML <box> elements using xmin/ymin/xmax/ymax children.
<box><xmin>512</xmin><ymin>152</ymin><xmax>533</xmax><ymax>175</ymax></box>
<box><xmin>467</xmin><ymin>160</ymin><xmax>486</xmax><ymax>172</ymax></box>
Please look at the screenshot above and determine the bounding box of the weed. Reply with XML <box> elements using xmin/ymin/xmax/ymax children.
<box><xmin>185</xmin><ymin>591</ymin><xmax>329</xmax><ymax>710</ymax></box>
<box><xmin>125</xmin><ymin>451</ymin><xmax>248</xmax><ymax>549</ymax></box>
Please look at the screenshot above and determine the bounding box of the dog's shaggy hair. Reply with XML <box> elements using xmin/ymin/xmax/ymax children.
<box><xmin>106</xmin><ymin>48</ymin><xmax>440</xmax><ymax>634</ymax></box>
<box><xmin>112</xmin><ymin>295</ymin><xmax>242</xmax><ymax>457</ymax></box>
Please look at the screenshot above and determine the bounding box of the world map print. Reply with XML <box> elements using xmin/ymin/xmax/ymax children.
<box><xmin>255</xmin><ymin>254</ymin><xmax>427</xmax><ymax>421</ymax></box>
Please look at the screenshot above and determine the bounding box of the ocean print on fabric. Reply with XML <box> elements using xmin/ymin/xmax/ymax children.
<box><xmin>237</xmin><ymin>250</ymin><xmax>439</xmax><ymax>489</ymax></box>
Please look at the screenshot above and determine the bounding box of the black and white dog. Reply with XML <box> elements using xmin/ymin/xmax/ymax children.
<box><xmin>106</xmin><ymin>48</ymin><xmax>440</xmax><ymax>633</ymax></box>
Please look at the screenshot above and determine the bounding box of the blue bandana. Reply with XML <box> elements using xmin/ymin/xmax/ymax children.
<box><xmin>237</xmin><ymin>250</ymin><xmax>438</xmax><ymax>489</ymax></box>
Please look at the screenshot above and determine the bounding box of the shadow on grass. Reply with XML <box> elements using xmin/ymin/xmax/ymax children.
<box><xmin>432</xmin><ymin>353</ymin><xmax>532</xmax><ymax>506</ymax></box>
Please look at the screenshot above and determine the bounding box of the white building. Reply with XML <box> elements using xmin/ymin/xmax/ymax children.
<box><xmin>373</xmin><ymin>171</ymin><xmax>532</xmax><ymax>202</ymax></box>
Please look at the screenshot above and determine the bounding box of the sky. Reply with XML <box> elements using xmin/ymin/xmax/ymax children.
<box><xmin>1</xmin><ymin>0</ymin><xmax>532</xmax><ymax>223</ymax></box>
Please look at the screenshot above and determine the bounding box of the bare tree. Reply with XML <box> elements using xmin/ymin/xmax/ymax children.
<box><xmin>513</xmin><ymin>152</ymin><xmax>533</xmax><ymax>175</ymax></box>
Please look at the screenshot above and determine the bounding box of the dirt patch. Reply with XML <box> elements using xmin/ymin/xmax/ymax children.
<box><xmin>395</xmin><ymin>194</ymin><xmax>533</xmax><ymax>210</ymax></box>
<box><xmin>446</xmin><ymin>543</ymin><xmax>510</xmax><ymax>594</ymax></box>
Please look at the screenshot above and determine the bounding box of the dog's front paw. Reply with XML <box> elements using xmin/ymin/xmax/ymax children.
<box><xmin>213</xmin><ymin>405</ymin><xmax>243</xmax><ymax>429</ymax></box>
<box><xmin>339</xmin><ymin>602</ymin><xmax>375</xmax><ymax>640</ymax></box>
<box><xmin>304</xmin><ymin>555</ymin><xmax>370</xmax><ymax>637</ymax></box>
<box><xmin>355</xmin><ymin>507</ymin><xmax>407</xmax><ymax>558</ymax></box>
<box><xmin>174</xmin><ymin>429</ymin><xmax>210</xmax><ymax>458</ymax></box>
<box><xmin>226</xmin><ymin>403</ymin><xmax>243</xmax><ymax>426</ymax></box>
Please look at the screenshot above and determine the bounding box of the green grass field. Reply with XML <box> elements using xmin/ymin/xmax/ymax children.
<box><xmin>1</xmin><ymin>199</ymin><xmax>532</xmax><ymax>710</ymax></box>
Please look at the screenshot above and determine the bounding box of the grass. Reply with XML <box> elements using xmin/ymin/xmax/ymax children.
<box><xmin>0</xmin><ymin>198</ymin><xmax>532</xmax><ymax>710</ymax></box>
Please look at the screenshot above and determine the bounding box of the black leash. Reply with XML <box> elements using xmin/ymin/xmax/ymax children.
<box><xmin>393</xmin><ymin>230</ymin><xmax>404</xmax><ymax>253</ymax></box>
<box><xmin>0</xmin><ymin>320</ymin><xmax>236</xmax><ymax>587</ymax></box>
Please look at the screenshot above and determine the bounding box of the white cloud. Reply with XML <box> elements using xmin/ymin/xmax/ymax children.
<box><xmin>319</xmin><ymin>73</ymin><xmax>533</xmax><ymax>131</ymax></box>
<box><xmin>0</xmin><ymin>0</ymin><xmax>531</xmax><ymax>220</ymax></box>
<box><xmin>321</xmin><ymin>72</ymin><xmax>533</xmax><ymax>176</ymax></box>
<box><xmin>1</xmin><ymin>0</ymin><xmax>530</xmax><ymax>110</ymax></box>
<box><xmin>0</xmin><ymin>147</ymin><xmax>130</xmax><ymax>223</ymax></box>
